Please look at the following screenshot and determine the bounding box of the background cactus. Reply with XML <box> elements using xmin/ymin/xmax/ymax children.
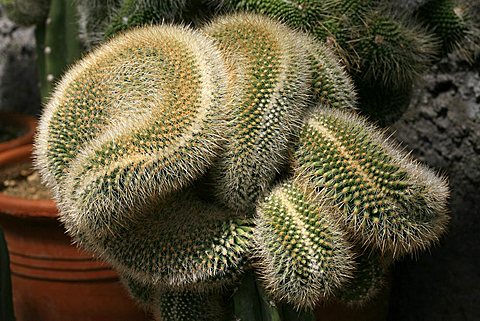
<box><xmin>34</xmin><ymin>9</ymin><xmax>454</xmax><ymax>321</ymax></box>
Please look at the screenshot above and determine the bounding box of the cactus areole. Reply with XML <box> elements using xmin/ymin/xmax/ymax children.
<box><xmin>35</xmin><ymin>14</ymin><xmax>449</xmax><ymax>321</ymax></box>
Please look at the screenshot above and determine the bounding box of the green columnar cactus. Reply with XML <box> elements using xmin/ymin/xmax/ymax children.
<box><xmin>254</xmin><ymin>180</ymin><xmax>355</xmax><ymax>309</ymax></box>
<box><xmin>203</xmin><ymin>14</ymin><xmax>311</xmax><ymax>212</ymax></box>
<box><xmin>294</xmin><ymin>107</ymin><xmax>449</xmax><ymax>257</ymax></box>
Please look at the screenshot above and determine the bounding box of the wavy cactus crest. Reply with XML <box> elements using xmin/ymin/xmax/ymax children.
<box><xmin>294</xmin><ymin>107</ymin><xmax>450</xmax><ymax>257</ymax></box>
<box><xmin>254</xmin><ymin>180</ymin><xmax>355</xmax><ymax>309</ymax></box>
<box><xmin>35</xmin><ymin>24</ymin><xmax>229</xmax><ymax>238</ymax></box>
<box><xmin>203</xmin><ymin>14</ymin><xmax>312</xmax><ymax>212</ymax></box>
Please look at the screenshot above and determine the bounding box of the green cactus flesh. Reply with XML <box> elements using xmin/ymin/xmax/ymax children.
<box><xmin>121</xmin><ymin>274</ymin><xmax>157</xmax><ymax>306</ymax></box>
<box><xmin>336</xmin><ymin>253</ymin><xmax>387</xmax><ymax>306</ymax></box>
<box><xmin>1</xmin><ymin>0</ymin><xmax>50</xmax><ymax>26</ymax></box>
<box><xmin>350</xmin><ymin>12</ymin><xmax>436</xmax><ymax>87</ymax></box>
<box><xmin>306</xmin><ymin>40</ymin><xmax>356</xmax><ymax>110</ymax></box>
<box><xmin>203</xmin><ymin>14</ymin><xmax>311</xmax><ymax>212</ymax></box>
<box><xmin>35</xmin><ymin>25</ymin><xmax>229</xmax><ymax>236</ymax></box>
<box><xmin>222</xmin><ymin>0</ymin><xmax>328</xmax><ymax>30</ymax></box>
<box><xmin>87</xmin><ymin>189</ymin><xmax>253</xmax><ymax>289</ymax></box>
<box><xmin>153</xmin><ymin>288</ymin><xmax>228</xmax><ymax>321</ymax></box>
<box><xmin>417</xmin><ymin>0</ymin><xmax>478</xmax><ymax>57</ymax></box>
<box><xmin>254</xmin><ymin>180</ymin><xmax>355</xmax><ymax>309</ymax></box>
<box><xmin>294</xmin><ymin>107</ymin><xmax>449</xmax><ymax>257</ymax></box>
<box><xmin>105</xmin><ymin>0</ymin><xmax>187</xmax><ymax>38</ymax></box>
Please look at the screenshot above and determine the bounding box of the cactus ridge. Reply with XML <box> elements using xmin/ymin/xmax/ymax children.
<box><xmin>306</xmin><ymin>39</ymin><xmax>357</xmax><ymax>110</ymax></box>
<box><xmin>153</xmin><ymin>288</ymin><xmax>228</xmax><ymax>321</ymax></box>
<box><xmin>82</xmin><ymin>189</ymin><xmax>253</xmax><ymax>290</ymax></box>
<box><xmin>294</xmin><ymin>107</ymin><xmax>449</xmax><ymax>257</ymax></box>
<box><xmin>35</xmin><ymin>25</ymin><xmax>230</xmax><ymax>237</ymax></box>
<box><xmin>336</xmin><ymin>252</ymin><xmax>387</xmax><ymax>306</ymax></box>
<box><xmin>221</xmin><ymin>0</ymin><xmax>329</xmax><ymax>29</ymax></box>
<box><xmin>254</xmin><ymin>180</ymin><xmax>355</xmax><ymax>309</ymax></box>
<box><xmin>203</xmin><ymin>14</ymin><xmax>311</xmax><ymax>212</ymax></box>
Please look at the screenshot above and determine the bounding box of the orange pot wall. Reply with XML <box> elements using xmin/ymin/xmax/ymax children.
<box><xmin>0</xmin><ymin>146</ymin><xmax>150</xmax><ymax>321</ymax></box>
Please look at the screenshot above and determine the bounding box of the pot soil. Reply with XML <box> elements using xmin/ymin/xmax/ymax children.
<box><xmin>0</xmin><ymin>145</ymin><xmax>150</xmax><ymax>321</ymax></box>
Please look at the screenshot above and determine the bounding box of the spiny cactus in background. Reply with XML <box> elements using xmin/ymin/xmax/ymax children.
<box><xmin>254</xmin><ymin>180</ymin><xmax>355</xmax><ymax>309</ymax></box>
<box><xmin>335</xmin><ymin>253</ymin><xmax>388</xmax><ymax>306</ymax></box>
<box><xmin>203</xmin><ymin>14</ymin><xmax>311</xmax><ymax>212</ymax></box>
<box><xmin>217</xmin><ymin>0</ymin><xmax>438</xmax><ymax>124</ymax></box>
<box><xmin>0</xmin><ymin>0</ymin><xmax>49</xmax><ymax>25</ymax></box>
<box><xmin>416</xmin><ymin>0</ymin><xmax>480</xmax><ymax>60</ymax></box>
<box><xmin>294</xmin><ymin>107</ymin><xmax>450</xmax><ymax>257</ymax></box>
<box><xmin>104</xmin><ymin>0</ymin><xmax>188</xmax><ymax>38</ymax></box>
<box><xmin>75</xmin><ymin>0</ymin><xmax>122</xmax><ymax>49</ymax></box>
<box><xmin>36</xmin><ymin>24</ymin><xmax>229</xmax><ymax>238</ymax></box>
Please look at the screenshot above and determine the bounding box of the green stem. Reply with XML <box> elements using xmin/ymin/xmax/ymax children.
<box><xmin>257</xmin><ymin>282</ymin><xmax>283</xmax><ymax>321</ymax></box>
<box><xmin>232</xmin><ymin>271</ymin><xmax>264</xmax><ymax>321</ymax></box>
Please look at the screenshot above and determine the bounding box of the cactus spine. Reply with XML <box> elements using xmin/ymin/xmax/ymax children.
<box><xmin>294</xmin><ymin>107</ymin><xmax>449</xmax><ymax>257</ymax></box>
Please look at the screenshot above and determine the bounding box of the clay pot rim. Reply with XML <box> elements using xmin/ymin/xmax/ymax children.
<box><xmin>0</xmin><ymin>144</ymin><xmax>58</xmax><ymax>218</ymax></box>
<box><xmin>0</xmin><ymin>112</ymin><xmax>37</xmax><ymax>153</ymax></box>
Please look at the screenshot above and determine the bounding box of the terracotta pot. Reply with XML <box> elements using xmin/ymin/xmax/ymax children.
<box><xmin>0</xmin><ymin>113</ymin><xmax>36</xmax><ymax>153</ymax></box>
<box><xmin>0</xmin><ymin>145</ymin><xmax>150</xmax><ymax>321</ymax></box>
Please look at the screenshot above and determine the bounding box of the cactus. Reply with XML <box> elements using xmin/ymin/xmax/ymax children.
<box><xmin>0</xmin><ymin>0</ymin><xmax>49</xmax><ymax>26</ymax></box>
<box><xmin>35</xmin><ymin>12</ymin><xmax>451</xmax><ymax>321</ymax></box>
<box><xmin>153</xmin><ymin>288</ymin><xmax>228</xmax><ymax>321</ymax></box>
<box><xmin>254</xmin><ymin>180</ymin><xmax>355</xmax><ymax>309</ymax></box>
<box><xmin>90</xmin><ymin>188</ymin><xmax>253</xmax><ymax>289</ymax></box>
<box><xmin>294</xmin><ymin>107</ymin><xmax>449</xmax><ymax>257</ymax></box>
<box><xmin>75</xmin><ymin>0</ymin><xmax>122</xmax><ymax>49</ymax></box>
<box><xmin>203</xmin><ymin>14</ymin><xmax>311</xmax><ymax>212</ymax></box>
<box><xmin>104</xmin><ymin>0</ymin><xmax>188</xmax><ymax>38</ymax></box>
<box><xmin>216</xmin><ymin>0</ymin><xmax>439</xmax><ymax>124</ymax></box>
<box><xmin>335</xmin><ymin>252</ymin><xmax>387</xmax><ymax>306</ymax></box>
<box><xmin>35</xmin><ymin>24</ymin><xmax>230</xmax><ymax>237</ymax></box>
<box><xmin>416</xmin><ymin>0</ymin><xmax>480</xmax><ymax>60</ymax></box>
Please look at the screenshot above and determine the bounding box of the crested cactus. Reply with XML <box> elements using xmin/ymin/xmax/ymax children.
<box><xmin>36</xmin><ymin>24</ymin><xmax>230</xmax><ymax>238</ymax></box>
<box><xmin>294</xmin><ymin>107</ymin><xmax>449</xmax><ymax>257</ymax></box>
<box><xmin>254</xmin><ymin>180</ymin><xmax>355</xmax><ymax>309</ymax></box>
<box><xmin>35</xmin><ymin>11</ymin><xmax>451</xmax><ymax>321</ymax></box>
<box><xmin>203</xmin><ymin>14</ymin><xmax>311</xmax><ymax>212</ymax></box>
